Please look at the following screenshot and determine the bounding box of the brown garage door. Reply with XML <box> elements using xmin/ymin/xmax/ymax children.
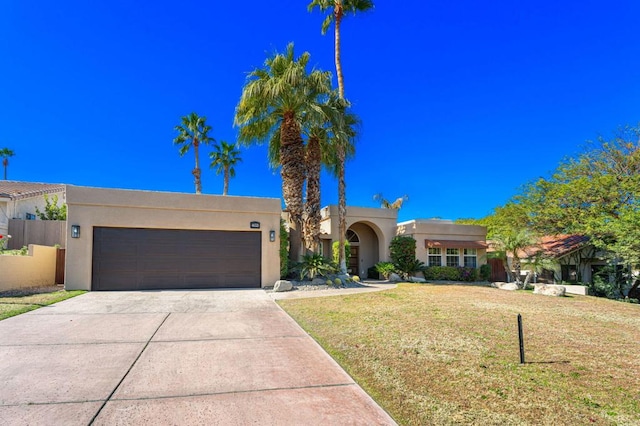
<box><xmin>92</xmin><ymin>227</ymin><xmax>261</xmax><ymax>291</ymax></box>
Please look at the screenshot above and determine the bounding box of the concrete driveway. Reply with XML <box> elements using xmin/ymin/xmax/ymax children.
<box><xmin>0</xmin><ymin>289</ymin><xmax>396</xmax><ymax>425</ymax></box>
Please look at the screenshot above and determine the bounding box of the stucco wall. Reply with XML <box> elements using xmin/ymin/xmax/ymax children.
<box><xmin>320</xmin><ymin>205</ymin><xmax>398</xmax><ymax>265</ymax></box>
<box><xmin>0</xmin><ymin>245</ymin><xmax>57</xmax><ymax>291</ymax></box>
<box><xmin>65</xmin><ymin>186</ymin><xmax>281</xmax><ymax>290</ymax></box>
<box><xmin>397</xmin><ymin>219</ymin><xmax>488</xmax><ymax>267</ymax></box>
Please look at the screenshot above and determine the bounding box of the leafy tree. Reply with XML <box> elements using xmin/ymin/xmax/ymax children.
<box><xmin>374</xmin><ymin>193</ymin><xmax>408</xmax><ymax>209</ymax></box>
<box><xmin>1</xmin><ymin>148</ymin><xmax>15</xmax><ymax>180</ymax></box>
<box><xmin>209</xmin><ymin>141</ymin><xmax>242</xmax><ymax>195</ymax></box>
<box><xmin>35</xmin><ymin>194</ymin><xmax>67</xmax><ymax>220</ymax></box>
<box><xmin>234</xmin><ymin>43</ymin><xmax>332</xmax><ymax>261</ymax></box>
<box><xmin>174</xmin><ymin>112</ymin><xmax>213</xmax><ymax>194</ymax></box>
<box><xmin>308</xmin><ymin>0</ymin><xmax>373</xmax><ymax>273</ymax></box>
<box><xmin>519</xmin><ymin>125</ymin><xmax>640</xmax><ymax>291</ymax></box>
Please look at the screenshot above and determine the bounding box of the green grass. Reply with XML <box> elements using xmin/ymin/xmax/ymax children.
<box><xmin>279</xmin><ymin>283</ymin><xmax>640</xmax><ymax>425</ymax></box>
<box><xmin>0</xmin><ymin>288</ymin><xmax>86</xmax><ymax>321</ymax></box>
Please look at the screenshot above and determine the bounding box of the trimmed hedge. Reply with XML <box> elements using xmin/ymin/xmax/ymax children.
<box><xmin>422</xmin><ymin>266</ymin><xmax>478</xmax><ymax>282</ymax></box>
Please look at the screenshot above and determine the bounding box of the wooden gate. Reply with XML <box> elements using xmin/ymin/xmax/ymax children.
<box><xmin>488</xmin><ymin>258</ymin><xmax>507</xmax><ymax>282</ymax></box>
<box><xmin>55</xmin><ymin>248</ymin><xmax>66</xmax><ymax>284</ymax></box>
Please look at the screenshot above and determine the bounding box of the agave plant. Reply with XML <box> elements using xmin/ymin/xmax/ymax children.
<box><xmin>293</xmin><ymin>253</ymin><xmax>337</xmax><ymax>280</ymax></box>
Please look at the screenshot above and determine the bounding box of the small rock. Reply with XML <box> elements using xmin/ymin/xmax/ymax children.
<box><xmin>389</xmin><ymin>273</ymin><xmax>402</xmax><ymax>282</ymax></box>
<box><xmin>311</xmin><ymin>277</ymin><xmax>326</xmax><ymax>285</ymax></box>
<box><xmin>492</xmin><ymin>282</ymin><xmax>519</xmax><ymax>291</ymax></box>
<box><xmin>533</xmin><ymin>284</ymin><xmax>566</xmax><ymax>297</ymax></box>
<box><xmin>273</xmin><ymin>280</ymin><xmax>293</xmax><ymax>292</ymax></box>
<box><xmin>409</xmin><ymin>276</ymin><xmax>426</xmax><ymax>283</ymax></box>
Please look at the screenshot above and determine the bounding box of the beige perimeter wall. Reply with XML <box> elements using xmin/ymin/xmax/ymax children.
<box><xmin>0</xmin><ymin>245</ymin><xmax>57</xmax><ymax>291</ymax></box>
<box><xmin>65</xmin><ymin>186</ymin><xmax>282</xmax><ymax>290</ymax></box>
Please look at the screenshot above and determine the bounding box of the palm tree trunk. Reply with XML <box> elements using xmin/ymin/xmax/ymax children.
<box><xmin>2</xmin><ymin>159</ymin><xmax>7</xmax><ymax>180</ymax></box>
<box><xmin>304</xmin><ymin>135</ymin><xmax>322</xmax><ymax>253</ymax></box>
<box><xmin>280</xmin><ymin>111</ymin><xmax>306</xmax><ymax>262</ymax></box>
<box><xmin>193</xmin><ymin>139</ymin><xmax>202</xmax><ymax>194</ymax></box>
<box><xmin>334</xmin><ymin>2</ymin><xmax>348</xmax><ymax>273</ymax></box>
<box><xmin>223</xmin><ymin>167</ymin><xmax>229</xmax><ymax>196</ymax></box>
<box><xmin>334</xmin><ymin>2</ymin><xmax>344</xmax><ymax>99</ymax></box>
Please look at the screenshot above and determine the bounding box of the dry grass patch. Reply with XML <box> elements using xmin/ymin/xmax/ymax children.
<box><xmin>0</xmin><ymin>286</ymin><xmax>85</xmax><ymax>320</ymax></box>
<box><xmin>279</xmin><ymin>283</ymin><xmax>640</xmax><ymax>425</ymax></box>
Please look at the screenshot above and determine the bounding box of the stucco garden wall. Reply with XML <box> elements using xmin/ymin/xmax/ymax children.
<box><xmin>65</xmin><ymin>186</ymin><xmax>282</xmax><ymax>290</ymax></box>
<box><xmin>0</xmin><ymin>245</ymin><xmax>57</xmax><ymax>291</ymax></box>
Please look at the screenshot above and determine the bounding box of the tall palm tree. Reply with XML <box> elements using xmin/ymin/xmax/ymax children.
<box><xmin>209</xmin><ymin>141</ymin><xmax>242</xmax><ymax>196</ymax></box>
<box><xmin>308</xmin><ymin>0</ymin><xmax>374</xmax><ymax>273</ymax></box>
<box><xmin>173</xmin><ymin>112</ymin><xmax>213</xmax><ymax>194</ymax></box>
<box><xmin>234</xmin><ymin>43</ymin><xmax>332</xmax><ymax>261</ymax></box>
<box><xmin>0</xmin><ymin>148</ymin><xmax>15</xmax><ymax>180</ymax></box>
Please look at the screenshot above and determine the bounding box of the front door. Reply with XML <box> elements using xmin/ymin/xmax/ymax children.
<box><xmin>348</xmin><ymin>246</ymin><xmax>359</xmax><ymax>275</ymax></box>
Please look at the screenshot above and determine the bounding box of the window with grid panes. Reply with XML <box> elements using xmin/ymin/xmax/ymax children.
<box><xmin>428</xmin><ymin>247</ymin><xmax>441</xmax><ymax>266</ymax></box>
<box><xmin>446</xmin><ymin>248</ymin><xmax>459</xmax><ymax>267</ymax></box>
<box><xmin>463</xmin><ymin>248</ymin><xmax>477</xmax><ymax>268</ymax></box>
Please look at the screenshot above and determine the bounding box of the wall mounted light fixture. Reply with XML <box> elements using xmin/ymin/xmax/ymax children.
<box><xmin>71</xmin><ymin>225</ymin><xmax>81</xmax><ymax>239</ymax></box>
<box><xmin>269</xmin><ymin>230</ymin><xmax>276</xmax><ymax>242</ymax></box>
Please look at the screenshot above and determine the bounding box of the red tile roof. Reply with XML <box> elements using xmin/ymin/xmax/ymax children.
<box><xmin>0</xmin><ymin>181</ymin><xmax>66</xmax><ymax>200</ymax></box>
<box><xmin>520</xmin><ymin>234</ymin><xmax>590</xmax><ymax>259</ymax></box>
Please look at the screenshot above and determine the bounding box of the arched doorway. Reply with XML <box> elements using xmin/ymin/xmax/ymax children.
<box><xmin>346</xmin><ymin>222</ymin><xmax>380</xmax><ymax>278</ymax></box>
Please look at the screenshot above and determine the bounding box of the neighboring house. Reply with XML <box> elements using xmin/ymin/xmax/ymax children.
<box><xmin>0</xmin><ymin>181</ymin><xmax>66</xmax><ymax>236</ymax></box>
<box><xmin>519</xmin><ymin>235</ymin><xmax>607</xmax><ymax>284</ymax></box>
<box><xmin>319</xmin><ymin>208</ymin><xmax>488</xmax><ymax>277</ymax></box>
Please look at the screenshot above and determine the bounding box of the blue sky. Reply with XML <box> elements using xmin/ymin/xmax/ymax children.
<box><xmin>3</xmin><ymin>1</ymin><xmax>639</xmax><ymax>222</ymax></box>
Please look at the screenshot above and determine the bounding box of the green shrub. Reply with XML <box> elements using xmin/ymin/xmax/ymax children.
<box><xmin>352</xmin><ymin>275</ymin><xmax>360</xmax><ymax>282</ymax></box>
<box><xmin>332</xmin><ymin>240</ymin><xmax>351</xmax><ymax>265</ymax></box>
<box><xmin>390</xmin><ymin>236</ymin><xmax>416</xmax><ymax>267</ymax></box>
<box><xmin>479</xmin><ymin>264</ymin><xmax>491</xmax><ymax>281</ymax></box>
<box><xmin>375</xmin><ymin>262</ymin><xmax>396</xmax><ymax>279</ymax></box>
<box><xmin>423</xmin><ymin>266</ymin><xmax>460</xmax><ymax>281</ymax></box>
<box><xmin>333</xmin><ymin>278</ymin><xmax>342</xmax><ymax>287</ymax></box>
<box><xmin>279</xmin><ymin>220</ymin><xmax>289</xmax><ymax>279</ymax></box>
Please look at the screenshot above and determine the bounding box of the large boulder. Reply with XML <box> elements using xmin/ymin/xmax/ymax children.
<box><xmin>409</xmin><ymin>276</ymin><xmax>426</xmax><ymax>283</ymax></box>
<box><xmin>492</xmin><ymin>282</ymin><xmax>519</xmax><ymax>291</ymax></box>
<box><xmin>273</xmin><ymin>280</ymin><xmax>293</xmax><ymax>292</ymax></box>
<box><xmin>388</xmin><ymin>273</ymin><xmax>402</xmax><ymax>282</ymax></box>
<box><xmin>533</xmin><ymin>284</ymin><xmax>566</xmax><ymax>297</ymax></box>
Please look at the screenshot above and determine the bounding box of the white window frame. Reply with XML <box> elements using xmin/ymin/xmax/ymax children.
<box><xmin>428</xmin><ymin>247</ymin><xmax>442</xmax><ymax>266</ymax></box>
<box><xmin>446</xmin><ymin>248</ymin><xmax>460</xmax><ymax>267</ymax></box>
<box><xmin>463</xmin><ymin>248</ymin><xmax>477</xmax><ymax>268</ymax></box>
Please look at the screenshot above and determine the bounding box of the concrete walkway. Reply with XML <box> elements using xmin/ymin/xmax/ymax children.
<box><xmin>0</xmin><ymin>289</ymin><xmax>396</xmax><ymax>425</ymax></box>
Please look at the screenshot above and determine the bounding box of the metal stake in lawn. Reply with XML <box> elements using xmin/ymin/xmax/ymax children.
<box><xmin>518</xmin><ymin>313</ymin><xmax>525</xmax><ymax>364</ymax></box>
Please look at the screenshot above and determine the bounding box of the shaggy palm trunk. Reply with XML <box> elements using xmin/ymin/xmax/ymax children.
<box><xmin>193</xmin><ymin>138</ymin><xmax>202</xmax><ymax>194</ymax></box>
<box><xmin>280</xmin><ymin>111</ymin><xmax>306</xmax><ymax>262</ymax></box>
<box><xmin>223</xmin><ymin>167</ymin><xmax>229</xmax><ymax>195</ymax></box>
<box><xmin>304</xmin><ymin>135</ymin><xmax>322</xmax><ymax>253</ymax></box>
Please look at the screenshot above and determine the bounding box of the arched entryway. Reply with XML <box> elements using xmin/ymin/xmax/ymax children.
<box><xmin>346</xmin><ymin>222</ymin><xmax>380</xmax><ymax>278</ymax></box>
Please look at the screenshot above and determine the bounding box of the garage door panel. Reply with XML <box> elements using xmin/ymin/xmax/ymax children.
<box><xmin>92</xmin><ymin>228</ymin><xmax>261</xmax><ymax>291</ymax></box>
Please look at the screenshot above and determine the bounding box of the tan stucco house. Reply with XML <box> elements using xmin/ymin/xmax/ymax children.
<box><xmin>64</xmin><ymin>185</ymin><xmax>282</xmax><ymax>291</ymax></box>
<box><xmin>6</xmin><ymin>181</ymin><xmax>489</xmax><ymax>291</ymax></box>
<box><xmin>319</xmin><ymin>208</ymin><xmax>488</xmax><ymax>278</ymax></box>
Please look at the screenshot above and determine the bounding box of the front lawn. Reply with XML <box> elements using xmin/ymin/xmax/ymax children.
<box><xmin>0</xmin><ymin>287</ymin><xmax>86</xmax><ymax>320</ymax></box>
<box><xmin>279</xmin><ymin>283</ymin><xmax>640</xmax><ymax>425</ymax></box>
